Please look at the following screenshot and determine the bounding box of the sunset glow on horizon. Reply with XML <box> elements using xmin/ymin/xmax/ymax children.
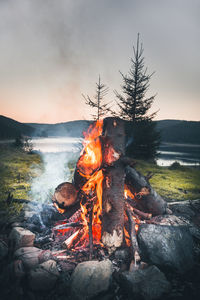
<box><xmin>0</xmin><ymin>0</ymin><xmax>199</xmax><ymax>124</ymax></box>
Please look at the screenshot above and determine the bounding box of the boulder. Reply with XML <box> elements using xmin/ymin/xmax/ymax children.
<box><xmin>14</xmin><ymin>247</ymin><xmax>42</xmax><ymax>269</ymax></box>
<box><xmin>71</xmin><ymin>259</ymin><xmax>113</xmax><ymax>300</ymax></box>
<box><xmin>29</xmin><ymin>260</ymin><xmax>59</xmax><ymax>291</ymax></box>
<box><xmin>9</xmin><ymin>227</ymin><xmax>35</xmax><ymax>250</ymax></box>
<box><xmin>119</xmin><ymin>265</ymin><xmax>171</xmax><ymax>300</ymax></box>
<box><xmin>0</xmin><ymin>240</ymin><xmax>8</xmax><ymax>260</ymax></box>
<box><xmin>138</xmin><ymin>224</ymin><xmax>194</xmax><ymax>273</ymax></box>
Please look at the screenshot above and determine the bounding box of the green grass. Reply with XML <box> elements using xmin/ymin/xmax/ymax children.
<box><xmin>134</xmin><ymin>159</ymin><xmax>200</xmax><ymax>201</ymax></box>
<box><xmin>0</xmin><ymin>145</ymin><xmax>199</xmax><ymax>219</ymax></box>
<box><xmin>0</xmin><ymin>144</ymin><xmax>42</xmax><ymax>216</ymax></box>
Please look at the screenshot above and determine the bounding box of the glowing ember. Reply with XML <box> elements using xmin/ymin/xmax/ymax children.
<box><xmin>53</xmin><ymin>202</ymin><xmax>65</xmax><ymax>214</ymax></box>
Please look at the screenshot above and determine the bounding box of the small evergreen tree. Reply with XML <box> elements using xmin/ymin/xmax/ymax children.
<box><xmin>83</xmin><ymin>75</ymin><xmax>110</xmax><ymax>120</ymax></box>
<box><xmin>115</xmin><ymin>34</ymin><xmax>160</xmax><ymax>159</ymax></box>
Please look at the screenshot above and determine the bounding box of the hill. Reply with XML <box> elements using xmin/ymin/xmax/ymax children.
<box><xmin>0</xmin><ymin>115</ymin><xmax>34</xmax><ymax>139</ymax></box>
<box><xmin>156</xmin><ymin>120</ymin><xmax>200</xmax><ymax>144</ymax></box>
<box><xmin>27</xmin><ymin>120</ymin><xmax>91</xmax><ymax>137</ymax></box>
<box><xmin>0</xmin><ymin>115</ymin><xmax>200</xmax><ymax>144</ymax></box>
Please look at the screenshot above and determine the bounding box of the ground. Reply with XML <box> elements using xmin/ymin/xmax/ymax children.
<box><xmin>0</xmin><ymin>144</ymin><xmax>200</xmax><ymax>218</ymax></box>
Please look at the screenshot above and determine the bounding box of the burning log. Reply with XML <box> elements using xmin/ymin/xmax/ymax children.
<box><xmin>126</xmin><ymin>207</ymin><xmax>141</xmax><ymax>265</ymax></box>
<box><xmin>52</xmin><ymin>182</ymin><xmax>78</xmax><ymax>209</ymax></box>
<box><xmin>125</xmin><ymin>166</ymin><xmax>167</xmax><ymax>216</ymax></box>
<box><xmin>101</xmin><ymin>118</ymin><xmax>125</xmax><ymax>251</ymax></box>
<box><xmin>126</xmin><ymin>200</ymin><xmax>152</xmax><ymax>220</ymax></box>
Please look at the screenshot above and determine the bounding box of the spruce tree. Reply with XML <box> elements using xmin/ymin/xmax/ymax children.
<box><xmin>115</xmin><ymin>34</ymin><xmax>160</xmax><ymax>159</ymax></box>
<box><xmin>83</xmin><ymin>76</ymin><xmax>110</xmax><ymax>120</ymax></box>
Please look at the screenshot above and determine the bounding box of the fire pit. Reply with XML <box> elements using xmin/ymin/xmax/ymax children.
<box><xmin>1</xmin><ymin>117</ymin><xmax>200</xmax><ymax>300</ymax></box>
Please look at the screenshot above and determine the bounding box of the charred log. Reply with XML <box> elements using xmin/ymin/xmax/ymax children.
<box><xmin>101</xmin><ymin>118</ymin><xmax>125</xmax><ymax>251</ymax></box>
<box><xmin>125</xmin><ymin>166</ymin><xmax>167</xmax><ymax>216</ymax></box>
<box><xmin>126</xmin><ymin>207</ymin><xmax>141</xmax><ymax>264</ymax></box>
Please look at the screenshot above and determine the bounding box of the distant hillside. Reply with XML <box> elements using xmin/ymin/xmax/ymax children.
<box><xmin>0</xmin><ymin>115</ymin><xmax>200</xmax><ymax>144</ymax></box>
<box><xmin>27</xmin><ymin>120</ymin><xmax>91</xmax><ymax>137</ymax></box>
<box><xmin>156</xmin><ymin>120</ymin><xmax>200</xmax><ymax>144</ymax></box>
<box><xmin>0</xmin><ymin>115</ymin><xmax>34</xmax><ymax>139</ymax></box>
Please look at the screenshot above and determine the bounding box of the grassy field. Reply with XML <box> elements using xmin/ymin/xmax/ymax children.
<box><xmin>0</xmin><ymin>145</ymin><xmax>200</xmax><ymax>217</ymax></box>
<box><xmin>0</xmin><ymin>144</ymin><xmax>42</xmax><ymax>215</ymax></box>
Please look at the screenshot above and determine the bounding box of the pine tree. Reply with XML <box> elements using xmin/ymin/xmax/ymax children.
<box><xmin>83</xmin><ymin>76</ymin><xmax>110</xmax><ymax>120</ymax></box>
<box><xmin>115</xmin><ymin>34</ymin><xmax>160</xmax><ymax>159</ymax></box>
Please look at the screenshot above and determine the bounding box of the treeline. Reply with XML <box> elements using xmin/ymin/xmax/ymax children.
<box><xmin>157</xmin><ymin>120</ymin><xmax>200</xmax><ymax>144</ymax></box>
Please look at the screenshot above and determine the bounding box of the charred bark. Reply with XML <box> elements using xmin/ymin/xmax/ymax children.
<box><xmin>125</xmin><ymin>166</ymin><xmax>167</xmax><ymax>216</ymax></box>
<box><xmin>101</xmin><ymin>118</ymin><xmax>125</xmax><ymax>251</ymax></box>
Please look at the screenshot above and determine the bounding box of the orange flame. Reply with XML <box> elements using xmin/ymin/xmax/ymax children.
<box><xmin>77</xmin><ymin>120</ymin><xmax>103</xmax><ymax>176</ymax></box>
<box><xmin>74</xmin><ymin>120</ymin><xmax>104</xmax><ymax>247</ymax></box>
<box><xmin>53</xmin><ymin>202</ymin><xmax>65</xmax><ymax>214</ymax></box>
<box><xmin>124</xmin><ymin>184</ymin><xmax>135</xmax><ymax>200</ymax></box>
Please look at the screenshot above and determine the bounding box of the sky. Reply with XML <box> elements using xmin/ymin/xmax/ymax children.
<box><xmin>0</xmin><ymin>0</ymin><xmax>199</xmax><ymax>123</ymax></box>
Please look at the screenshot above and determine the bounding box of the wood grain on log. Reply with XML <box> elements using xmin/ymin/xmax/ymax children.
<box><xmin>53</xmin><ymin>182</ymin><xmax>78</xmax><ymax>208</ymax></box>
<box><xmin>101</xmin><ymin>118</ymin><xmax>125</xmax><ymax>251</ymax></box>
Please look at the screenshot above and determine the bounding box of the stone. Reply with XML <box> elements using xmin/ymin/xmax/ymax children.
<box><xmin>119</xmin><ymin>265</ymin><xmax>171</xmax><ymax>300</ymax></box>
<box><xmin>14</xmin><ymin>247</ymin><xmax>42</xmax><ymax>269</ymax></box>
<box><xmin>138</xmin><ymin>224</ymin><xmax>194</xmax><ymax>273</ymax></box>
<box><xmin>13</xmin><ymin>259</ymin><xmax>26</xmax><ymax>279</ymax></box>
<box><xmin>28</xmin><ymin>260</ymin><xmax>59</xmax><ymax>291</ymax></box>
<box><xmin>9</xmin><ymin>227</ymin><xmax>35</xmax><ymax>249</ymax></box>
<box><xmin>71</xmin><ymin>259</ymin><xmax>113</xmax><ymax>300</ymax></box>
<box><xmin>0</xmin><ymin>240</ymin><xmax>8</xmax><ymax>260</ymax></box>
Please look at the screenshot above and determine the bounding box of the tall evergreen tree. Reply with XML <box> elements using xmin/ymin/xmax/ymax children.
<box><xmin>115</xmin><ymin>34</ymin><xmax>160</xmax><ymax>159</ymax></box>
<box><xmin>83</xmin><ymin>76</ymin><xmax>110</xmax><ymax>120</ymax></box>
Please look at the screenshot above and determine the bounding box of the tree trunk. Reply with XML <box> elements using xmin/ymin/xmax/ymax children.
<box><xmin>101</xmin><ymin>118</ymin><xmax>125</xmax><ymax>251</ymax></box>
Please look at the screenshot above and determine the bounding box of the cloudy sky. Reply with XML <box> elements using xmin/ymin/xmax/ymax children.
<box><xmin>0</xmin><ymin>0</ymin><xmax>199</xmax><ymax>123</ymax></box>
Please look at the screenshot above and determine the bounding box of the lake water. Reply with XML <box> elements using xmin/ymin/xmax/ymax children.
<box><xmin>31</xmin><ymin>137</ymin><xmax>200</xmax><ymax>167</ymax></box>
<box><xmin>157</xmin><ymin>142</ymin><xmax>200</xmax><ymax>166</ymax></box>
<box><xmin>32</xmin><ymin>137</ymin><xmax>82</xmax><ymax>153</ymax></box>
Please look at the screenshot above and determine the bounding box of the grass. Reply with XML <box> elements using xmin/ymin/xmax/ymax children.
<box><xmin>0</xmin><ymin>144</ymin><xmax>42</xmax><ymax>216</ymax></box>
<box><xmin>0</xmin><ymin>145</ymin><xmax>199</xmax><ymax>219</ymax></box>
<box><xmin>134</xmin><ymin>159</ymin><xmax>200</xmax><ymax>201</ymax></box>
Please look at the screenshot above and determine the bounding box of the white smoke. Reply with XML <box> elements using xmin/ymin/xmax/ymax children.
<box><xmin>29</xmin><ymin>137</ymin><xmax>81</xmax><ymax>205</ymax></box>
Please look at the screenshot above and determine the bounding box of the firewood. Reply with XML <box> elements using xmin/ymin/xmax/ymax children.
<box><xmin>53</xmin><ymin>222</ymin><xmax>83</xmax><ymax>231</ymax></box>
<box><xmin>126</xmin><ymin>200</ymin><xmax>152</xmax><ymax>220</ymax></box>
<box><xmin>125</xmin><ymin>166</ymin><xmax>167</xmax><ymax>216</ymax></box>
<box><xmin>88</xmin><ymin>204</ymin><xmax>93</xmax><ymax>260</ymax></box>
<box><xmin>101</xmin><ymin>118</ymin><xmax>125</xmax><ymax>252</ymax></box>
<box><xmin>126</xmin><ymin>207</ymin><xmax>141</xmax><ymax>265</ymax></box>
<box><xmin>53</xmin><ymin>182</ymin><xmax>78</xmax><ymax>209</ymax></box>
<box><xmin>63</xmin><ymin>230</ymin><xmax>80</xmax><ymax>249</ymax></box>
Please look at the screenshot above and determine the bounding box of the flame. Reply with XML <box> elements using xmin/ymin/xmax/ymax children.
<box><xmin>77</xmin><ymin>120</ymin><xmax>103</xmax><ymax>175</ymax></box>
<box><xmin>54</xmin><ymin>120</ymin><xmax>141</xmax><ymax>251</ymax></box>
<box><xmin>53</xmin><ymin>202</ymin><xmax>65</xmax><ymax>214</ymax></box>
<box><xmin>66</xmin><ymin>120</ymin><xmax>104</xmax><ymax>248</ymax></box>
<box><xmin>124</xmin><ymin>185</ymin><xmax>135</xmax><ymax>200</ymax></box>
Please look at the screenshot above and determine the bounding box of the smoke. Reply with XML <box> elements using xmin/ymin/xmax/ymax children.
<box><xmin>29</xmin><ymin>138</ymin><xmax>81</xmax><ymax>208</ymax></box>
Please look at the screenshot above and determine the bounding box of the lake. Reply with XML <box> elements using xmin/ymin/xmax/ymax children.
<box><xmin>31</xmin><ymin>137</ymin><xmax>200</xmax><ymax>167</ymax></box>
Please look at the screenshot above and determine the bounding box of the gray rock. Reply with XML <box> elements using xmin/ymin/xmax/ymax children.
<box><xmin>138</xmin><ymin>224</ymin><xmax>194</xmax><ymax>273</ymax></box>
<box><xmin>0</xmin><ymin>240</ymin><xmax>8</xmax><ymax>260</ymax></box>
<box><xmin>120</xmin><ymin>265</ymin><xmax>171</xmax><ymax>300</ymax></box>
<box><xmin>151</xmin><ymin>214</ymin><xmax>200</xmax><ymax>240</ymax></box>
<box><xmin>14</xmin><ymin>247</ymin><xmax>42</xmax><ymax>269</ymax></box>
<box><xmin>29</xmin><ymin>260</ymin><xmax>59</xmax><ymax>291</ymax></box>
<box><xmin>71</xmin><ymin>259</ymin><xmax>113</xmax><ymax>300</ymax></box>
<box><xmin>9</xmin><ymin>227</ymin><xmax>35</xmax><ymax>250</ymax></box>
